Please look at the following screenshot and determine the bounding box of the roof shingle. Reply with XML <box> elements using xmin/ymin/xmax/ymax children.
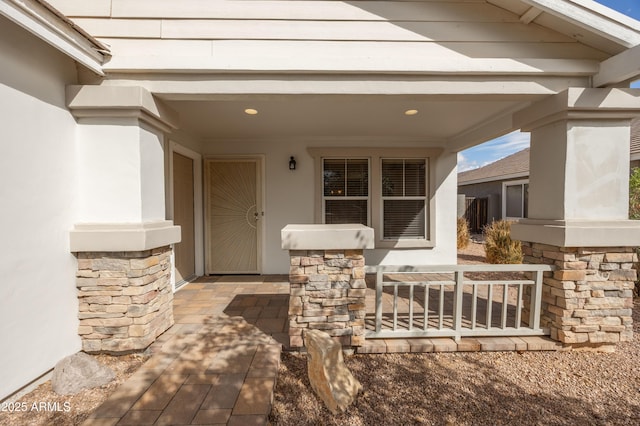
<box><xmin>458</xmin><ymin>148</ymin><xmax>530</xmax><ymax>185</ymax></box>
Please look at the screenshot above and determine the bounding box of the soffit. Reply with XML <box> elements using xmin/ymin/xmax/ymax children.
<box><xmin>164</xmin><ymin>95</ymin><xmax>522</xmax><ymax>141</ymax></box>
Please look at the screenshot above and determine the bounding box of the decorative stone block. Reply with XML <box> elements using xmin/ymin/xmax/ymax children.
<box><xmin>287</xmin><ymin>249</ymin><xmax>367</xmax><ymax>348</ymax></box>
<box><xmin>523</xmin><ymin>243</ymin><xmax>635</xmax><ymax>348</ymax></box>
<box><xmin>75</xmin><ymin>246</ymin><xmax>174</xmax><ymax>353</ymax></box>
<box><xmin>305</xmin><ymin>329</ymin><xmax>362</xmax><ymax>414</ymax></box>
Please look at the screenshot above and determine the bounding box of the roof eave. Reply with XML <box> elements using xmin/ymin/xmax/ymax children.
<box><xmin>1</xmin><ymin>0</ymin><xmax>107</xmax><ymax>76</ymax></box>
<box><xmin>520</xmin><ymin>0</ymin><xmax>640</xmax><ymax>49</ymax></box>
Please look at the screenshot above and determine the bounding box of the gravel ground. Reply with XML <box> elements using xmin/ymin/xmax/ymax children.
<box><xmin>270</xmin><ymin>242</ymin><xmax>640</xmax><ymax>426</ymax></box>
<box><xmin>0</xmin><ymin>353</ymin><xmax>148</xmax><ymax>426</ymax></box>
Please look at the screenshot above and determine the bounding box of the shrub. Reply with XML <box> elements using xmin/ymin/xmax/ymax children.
<box><xmin>630</xmin><ymin>168</ymin><xmax>640</xmax><ymax>294</ymax></box>
<box><xmin>484</xmin><ymin>220</ymin><xmax>523</xmax><ymax>264</ymax></box>
<box><xmin>457</xmin><ymin>217</ymin><xmax>470</xmax><ymax>250</ymax></box>
<box><xmin>630</xmin><ymin>167</ymin><xmax>640</xmax><ymax>220</ymax></box>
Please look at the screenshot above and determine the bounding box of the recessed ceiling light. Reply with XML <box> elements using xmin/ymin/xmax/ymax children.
<box><xmin>404</xmin><ymin>109</ymin><xmax>419</xmax><ymax>116</ymax></box>
<box><xmin>244</xmin><ymin>108</ymin><xmax>258</xmax><ymax>115</ymax></box>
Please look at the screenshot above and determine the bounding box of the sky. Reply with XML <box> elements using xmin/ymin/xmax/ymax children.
<box><xmin>458</xmin><ymin>0</ymin><xmax>640</xmax><ymax>172</ymax></box>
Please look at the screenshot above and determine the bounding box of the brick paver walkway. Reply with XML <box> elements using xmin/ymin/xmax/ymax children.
<box><xmin>83</xmin><ymin>276</ymin><xmax>289</xmax><ymax>426</ymax></box>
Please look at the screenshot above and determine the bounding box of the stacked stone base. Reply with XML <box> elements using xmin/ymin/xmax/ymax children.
<box><xmin>75</xmin><ymin>246</ymin><xmax>174</xmax><ymax>353</ymax></box>
<box><xmin>522</xmin><ymin>242</ymin><xmax>635</xmax><ymax>347</ymax></box>
<box><xmin>288</xmin><ymin>249</ymin><xmax>366</xmax><ymax>349</ymax></box>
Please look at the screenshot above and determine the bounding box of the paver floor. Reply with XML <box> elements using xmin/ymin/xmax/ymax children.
<box><xmin>83</xmin><ymin>273</ymin><xmax>561</xmax><ymax>425</ymax></box>
<box><xmin>83</xmin><ymin>275</ymin><xmax>290</xmax><ymax>426</ymax></box>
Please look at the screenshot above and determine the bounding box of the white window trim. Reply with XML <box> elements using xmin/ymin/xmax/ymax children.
<box><xmin>502</xmin><ymin>179</ymin><xmax>529</xmax><ymax>220</ymax></box>
<box><xmin>321</xmin><ymin>158</ymin><xmax>371</xmax><ymax>226</ymax></box>
<box><xmin>309</xmin><ymin>147</ymin><xmax>441</xmax><ymax>249</ymax></box>
<box><xmin>380</xmin><ymin>158</ymin><xmax>428</xmax><ymax>241</ymax></box>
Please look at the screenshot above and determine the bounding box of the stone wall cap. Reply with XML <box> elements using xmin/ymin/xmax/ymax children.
<box><xmin>282</xmin><ymin>224</ymin><xmax>374</xmax><ymax>250</ymax></box>
<box><xmin>70</xmin><ymin>221</ymin><xmax>181</xmax><ymax>252</ymax></box>
<box><xmin>512</xmin><ymin>219</ymin><xmax>640</xmax><ymax>247</ymax></box>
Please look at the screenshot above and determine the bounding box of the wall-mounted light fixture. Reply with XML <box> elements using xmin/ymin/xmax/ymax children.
<box><xmin>289</xmin><ymin>156</ymin><xmax>297</xmax><ymax>170</ymax></box>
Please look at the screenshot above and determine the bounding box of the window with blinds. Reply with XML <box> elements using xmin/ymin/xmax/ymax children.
<box><xmin>381</xmin><ymin>159</ymin><xmax>426</xmax><ymax>239</ymax></box>
<box><xmin>323</xmin><ymin>158</ymin><xmax>369</xmax><ymax>225</ymax></box>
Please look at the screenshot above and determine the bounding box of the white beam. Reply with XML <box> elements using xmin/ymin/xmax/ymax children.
<box><xmin>594</xmin><ymin>44</ymin><xmax>640</xmax><ymax>87</ymax></box>
<box><xmin>447</xmin><ymin>107</ymin><xmax>519</xmax><ymax>153</ymax></box>
<box><xmin>520</xmin><ymin>7</ymin><xmax>542</xmax><ymax>25</ymax></box>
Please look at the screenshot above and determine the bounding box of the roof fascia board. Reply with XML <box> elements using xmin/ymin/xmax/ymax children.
<box><xmin>521</xmin><ymin>0</ymin><xmax>640</xmax><ymax>48</ymax></box>
<box><xmin>0</xmin><ymin>0</ymin><xmax>104</xmax><ymax>75</ymax></box>
<box><xmin>459</xmin><ymin>171</ymin><xmax>529</xmax><ymax>186</ymax></box>
<box><xmin>594</xmin><ymin>44</ymin><xmax>640</xmax><ymax>87</ymax></box>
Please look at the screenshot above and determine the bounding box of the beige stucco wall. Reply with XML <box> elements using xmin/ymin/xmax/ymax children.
<box><xmin>201</xmin><ymin>137</ymin><xmax>457</xmax><ymax>273</ymax></box>
<box><xmin>0</xmin><ymin>16</ymin><xmax>82</xmax><ymax>400</ymax></box>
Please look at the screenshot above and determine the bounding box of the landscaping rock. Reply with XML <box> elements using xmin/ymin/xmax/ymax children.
<box><xmin>51</xmin><ymin>352</ymin><xmax>115</xmax><ymax>395</ymax></box>
<box><xmin>305</xmin><ymin>329</ymin><xmax>362</xmax><ymax>414</ymax></box>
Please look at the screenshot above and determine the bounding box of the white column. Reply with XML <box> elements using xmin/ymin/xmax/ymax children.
<box><xmin>67</xmin><ymin>85</ymin><xmax>181</xmax><ymax>251</ymax></box>
<box><xmin>511</xmin><ymin>88</ymin><xmax>640</xmax><ymax>247</ymax></box>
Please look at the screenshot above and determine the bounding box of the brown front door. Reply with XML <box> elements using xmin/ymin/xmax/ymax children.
<box><xmin>173</xmin><ymin>152</ymin><xmax>196</xmax><ymax>283</ymax></box>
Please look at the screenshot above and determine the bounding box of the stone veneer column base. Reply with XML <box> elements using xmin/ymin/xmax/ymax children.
<box><xmin>522</xmin><ymin>242</ymin><xmax>635</xmax><ymax>347</ymax></box>
<box><xmin>75</xmin><ymin>246</ymin><xmax>174</xmax><ymax>353</ymax></box>
<box><xmin>288</xmin><ymin>249</ymin><xmax>367</xmax><ymax>349</ymax></box>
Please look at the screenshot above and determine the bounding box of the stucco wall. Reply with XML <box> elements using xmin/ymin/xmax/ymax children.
<box><xmin>0</xmin><ymin>17</ymin><xmax>81</xmax><ymax>400</ymax></box>
<box><xmin>49</xmin><ymin>0</ymin><xmax>607</xmax><ymax>74</ymax></box>
<box><xmin>202</xmin><ymin>138</ymin><xmax>457</xmax><ymax>273</ymax></box>
<box><xmin>458</xmin><ymin>178</ymin><xmax>526</xmax><ymax>222</ymax></box>
<box><xmin>459</xmin><ymin>181</ymin><xmax>503</xmax><ymax>200</ymax></box>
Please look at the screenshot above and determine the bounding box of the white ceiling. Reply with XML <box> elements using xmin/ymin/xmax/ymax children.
<box><xmin>165</xmin><ymin>95</ymin><xmax>523</xmax><ymax>142</ymax></box>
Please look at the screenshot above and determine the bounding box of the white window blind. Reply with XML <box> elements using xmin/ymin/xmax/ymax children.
<box><xmin>382</xmin><ymin>159</ymin><xmax>426</xmax><ymax>239</ymax></box>
<box><xmin>323</xmin><ymin>158</ymin><xmax>369</xmax><ymax>225</ymax></box>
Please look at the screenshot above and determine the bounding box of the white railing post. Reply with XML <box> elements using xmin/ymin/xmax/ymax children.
<box><xmin>530</xmin><ymin>269</ymin><xmax>543</xmax><ymax>331</ymax></box>
<box><xmin>375</xmin><ymin>269</ymin><xmax>383</xmax><ymax>333</ymax></box>
<box><xmin>453</xmin><ymin>270</ymin><xmax>464</xmax><ymax>341</ymax></box>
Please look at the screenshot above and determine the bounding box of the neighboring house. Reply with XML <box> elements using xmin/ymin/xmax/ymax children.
<box><xmin>3</xmin><ymin>0</ymin><xmax>640</xmax><ymax>401</ymax></box>
<box><xmin>459</xmin><ymin>148</ymin><xmax>531</xmax><ymax>227</ymax></box>
<box><xmin>459</xmin><ymin>119</ymin><xmax>640</xmax><ymax>228</ymax></box>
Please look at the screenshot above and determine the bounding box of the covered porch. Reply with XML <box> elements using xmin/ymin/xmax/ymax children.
<box><xmin>62</xmin><ymin>0</ymin><xmax>640</xmax><ymax>357</ymax></box>
<box><xmin>84</xmin><ymin>271</ymin><xmax>562</xmax><ymax>424</ymax></box>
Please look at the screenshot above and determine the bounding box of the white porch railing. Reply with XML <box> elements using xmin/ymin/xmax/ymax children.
<box><xmin>364</xmin><ymin>264</ymin><xmax>553</xmax><ymax>340</ymax></box>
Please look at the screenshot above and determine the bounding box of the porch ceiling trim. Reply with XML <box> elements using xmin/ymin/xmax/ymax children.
<box><xmin>66</xmin><ymin>85</ymin><xmax>179</xmax><ymax>132</ymax></box>
<box><xmin>514</xmin><ymin>87</ymin><xmax>640</xmax><ymax>131</ymax></box>
<box><xmin>0</xmin><ymin>0</ymin><xmax>106</xmax><ymax>75</ymax></box>
<box><xmin>100</xmin><ymin>56</ymin><xmax>599</xmax><ymax>76</ymax></box>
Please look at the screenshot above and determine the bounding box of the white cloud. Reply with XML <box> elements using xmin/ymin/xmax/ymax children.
<box><xmin>457</xmin><ymin>152</ymin><xmax>480</xmax><ymax>172</ymax></box>
<box><xmin>459</xmin><ymin>131</ymin><xmax>530</xmax><ymax>170</ymax></box>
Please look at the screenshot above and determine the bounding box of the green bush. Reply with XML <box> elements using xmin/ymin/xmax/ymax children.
<box><xmin>484</xmin><ymin>220</ymin><xmax>523</xmax><ymax>264</ymax></box>
<box><xmin>457</xmin><ymin>217</ymin><xmax>470</xmax><ymax>250</ymax></box>
<box><xmin>630</xmin><ymin>167</ymin><xmax>640</xmax><ymax>220</ymax></box>
<box><xmin>630</xmin><ymin>168</ymin><xmax>640</xmax><ymax>294</ymax></box>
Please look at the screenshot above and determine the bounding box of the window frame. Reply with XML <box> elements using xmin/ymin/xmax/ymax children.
<box><xmin>309</xmin><ymin>147</ymin><xmax>440</xmax><ymax>249</ymax></box>
<box><xmin>380</xmin><ymin>158</ymin><xmax>428</xmax><ymax>240</ymax></box>
<box><xmin>321</xmin><ymin>157</ymin><xmax>371</xmax><ymax>226</ymax></box>
<box><xmin>502</xmin><ymin>179</ymin><xmax>529</xmax><ymax>220</ymax></box>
